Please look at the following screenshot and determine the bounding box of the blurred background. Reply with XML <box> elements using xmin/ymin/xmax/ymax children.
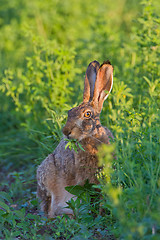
<box><xmin>0</xmin><ymin>0</ymin><xmax>145</xmax><ymax>166</ymax></box>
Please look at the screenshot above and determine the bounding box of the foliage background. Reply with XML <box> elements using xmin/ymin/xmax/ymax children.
<box><xmin>0</xmin><ymin>0</ymin><xmax>160</xmax><ymax>239</ymax></box>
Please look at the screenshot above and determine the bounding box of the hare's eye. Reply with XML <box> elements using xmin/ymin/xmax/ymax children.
<box><xmin>84</xmin><ymin>111</ymin><xmax>92</xmax><ymax>118</ymax></box>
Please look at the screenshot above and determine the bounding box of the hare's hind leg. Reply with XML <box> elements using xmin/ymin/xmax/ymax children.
<box><xmin>37</xmin><ymin>185</ymin><xmax>51</xmax><ymax>216</ymax></box>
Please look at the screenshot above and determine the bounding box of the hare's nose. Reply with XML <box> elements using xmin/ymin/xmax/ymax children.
<box><xmin>62</xmin><ymin>126</ymin><xmax>71</xmax><ymax>137</ymax></box>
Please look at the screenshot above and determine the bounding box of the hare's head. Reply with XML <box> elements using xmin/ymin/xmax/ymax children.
<box><xmin>63</xmin><ymin>60</ymin><xmax>113</xmax><ymax>141</ymax></box>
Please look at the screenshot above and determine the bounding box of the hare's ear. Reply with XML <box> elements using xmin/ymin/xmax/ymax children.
<box><xmin>83</xmin><ymin>60</ymin><xmax>100</xmax><ymax>103</ymax></box>
<box><xmin>92</xmin><ymin>61</ymin><xmax>113</xmax><ymax>113</ymax></box>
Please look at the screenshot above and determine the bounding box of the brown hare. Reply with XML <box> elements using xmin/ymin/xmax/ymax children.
<box><xmin>37</xmin><ymin>60</ymin><xmax>114</xmax><ymax>217</ymax></box>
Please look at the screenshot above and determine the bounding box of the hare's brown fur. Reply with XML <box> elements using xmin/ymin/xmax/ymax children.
<box><xmin>37</xmin><ymin>61</ymin><xmax>114</xmax><ymax>217</ymax></box>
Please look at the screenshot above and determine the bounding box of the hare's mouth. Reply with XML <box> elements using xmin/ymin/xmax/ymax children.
<box><xmin>63</xmin><ymin>130</ymin><xmax>72</xmax><ymax>139</ymax></box>
<box><xmin>64</xmin><ymin>127</ymin><xmax>82</xmax><ymax>141</ymax></box>
<box><xmin>66</xmin><ymin>134</ymin><xmax>72</xmax><ymax>139</ymax></box>
<box><xmin>63</xmin><ymin>129</ymin><xmax>76</xmax><ymax>140</ymax></box>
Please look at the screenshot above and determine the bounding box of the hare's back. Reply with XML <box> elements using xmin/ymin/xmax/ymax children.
<box><xmin>37</xmin><ymin>139</ymin><xmax>76</xmax><ymax>185</ymax></box>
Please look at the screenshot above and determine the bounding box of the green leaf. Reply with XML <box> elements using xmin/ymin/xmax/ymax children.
<box><xmin>78</xmin><ymin>142</ymin><xmax>85</xmax><ymax>152</ymax></box>
<box><xmin>0</xmin><ymin>191</ymin><xmax>13</xmax><ymax>204</ymax></box>
<box><xmin>14</xmin><ymin>208</ymin><xmax>26</xmax><ymax>219</ymax></box>
<box><xmin>0</xmin><ymin>201</ymin><xmax>10</xmax><ymax>212</ymax></box>
<box><xmin>65</xmin><ymin>185</ymin><xmax>84</xmax><ymax>196</ymax></box>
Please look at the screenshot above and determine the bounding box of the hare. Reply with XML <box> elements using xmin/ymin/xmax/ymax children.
<box><xmin>37</xmin><ymin>60</ymin><xmax>114</xmax><ymax>217</ymax></box>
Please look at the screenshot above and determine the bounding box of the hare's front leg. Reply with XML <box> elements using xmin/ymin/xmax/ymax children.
<box><xmin>48</xmin><ymin>180</ymin><xmax>74</xmax><ymax>217</ymax></box>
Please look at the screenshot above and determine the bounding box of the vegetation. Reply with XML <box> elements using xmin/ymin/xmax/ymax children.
<box><xmin>0</xmin><ymin>0</ymin><xmax>160</xmax><ymax>239</ymax></box>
